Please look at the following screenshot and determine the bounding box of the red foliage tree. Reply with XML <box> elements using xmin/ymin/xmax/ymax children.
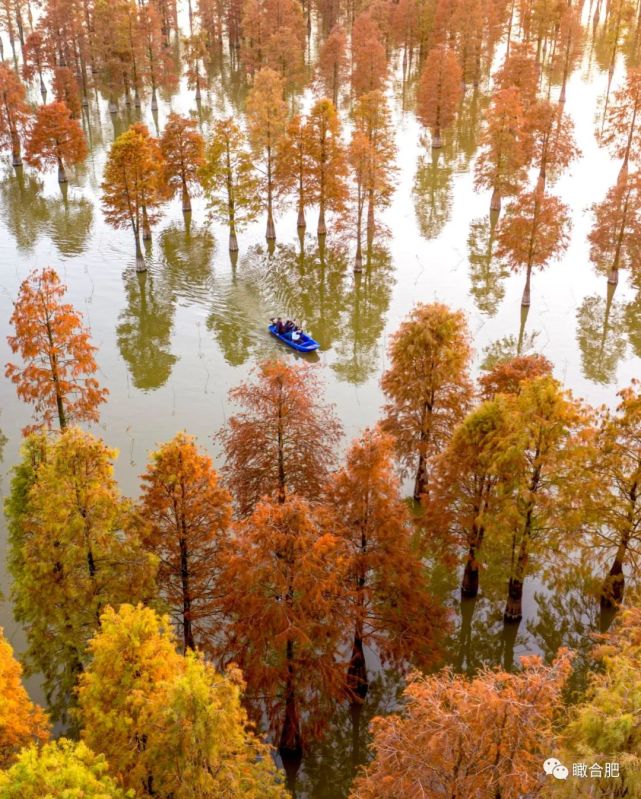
<box><xmin>305</xmin><ymin>97</ymin><xmax>348</xmax><ymax>236</ymax></box>
<box><xmin>326</xmin><ymin>428</ymin><xmax>447</xmax><ymax>698</ymax></box>
<box><xmin>25</xmin><ymin>101</ymin><xmax>88</xmax><ymax>183</ymax></box>
<box><xmin>351</xmin><ymin>13</ymin><xmax>388</xmax><ymax>96</ymax></box>
<box><xmin>0</xmin><ymin>63</ymin><xmax>30</xmax><ymax>166</ymax></box>
<box><xmin>5</xmin><ymin>268</ymin><xmax>108</xmax><ymax>432</ymax></box>
<box><xmin>219</xmin><ymin>496</ymin><xmax>347</xmax><ymax>759</ymax></box>
<box><xmin>219</xmin><ymin>359</ymin><xmax>342</xmax><ymax>516</ymax></box>
<box><xmin>496</xmin><ymin>188</ymin><xmax>571</xmax><ymax>306</ymax></box>
<box><xmin>318</xmin><ymin>24</ymin><xmax>347</xmax><ymax>106</ymax></box>
<box><xmin>139</xmin><ymin>432</ymin><xmax>232</xmax><ymax>652</ymax></box>
<box><xmin>160</xmin><ymin>112</ymin><xmax>205</xmax><ymax>213</ymax></box>
<box><xmin>416</xmin><ymin>45</ymin><xmax>463</xmax><ymax>148</ymax></box>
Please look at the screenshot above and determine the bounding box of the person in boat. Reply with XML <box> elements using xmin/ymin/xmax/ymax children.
<box><xmin>274</xmin><ymin>317</ymin><xmax>286</xmax><ymax>335</ymax></box>
<box><xmin>292</xmin><ymin>327</ymin><xmax>301</xmax><ymax>342</ymax></box>
<box><xmin>284</xmin><ymin>319</ymin><xmax>296</xmax><ymax>334</ymax></box>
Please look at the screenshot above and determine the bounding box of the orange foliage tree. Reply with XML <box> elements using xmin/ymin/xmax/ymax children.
<box><xmin>53</xmin><ymin>67</ymin><xmax>83</xmax><ymax>119</ymax></box>
<box><xmin>276</xmin><ymin>114</ymin><xmax>312</xmax><ymax>230</ymax></box>
<box><xmin>495</xmin><ymin>42</ymin><xmax>539</xmax><ymax>105</ymax></box>
<box><xmin>474</xmin><ymin>86</ymin><xmax>529</xmax><ymax>212</ymax></box>
<box><xmin>417</xmin><ymin>45</ymin><xmax>463</xmax><ymax>148</ymax></box>
<box><xmin>139</xmin><ymin>432</ymin><xmax>232</xmax><ymax>652</ymax></box>
<box><xmin>496</xmin><ymin>187</ymin><xmax>571</xmax><ymax>306</ymax></box>
<box><xmin>327</xmin><ymin>428</ymin><xmax>446</xmax><ymax>699</ymax></box>
<box><xmin>5</xmin><ymin>268</ymin><xmax>108</xmax><ymax>432</ymax></box>
<box><xmin>160</xmin><ymin>112</ymin><xmax>205</xmax><ymax>213</ymax></box>
<box><xmin>381</xmin><ymin>303</ymin><xmax>474</xmax><ymax>501</ymax></box>
<box><xmin>246</xmin><ymin>67</ymin><xmax>289</xmax><ymax>240</ymax></box>
<box><xmin>219</xmin><ymin>359</ymin><xmax>342</xmax><ymax>515</ymax></box>
<box><xmin>0</xmin><ymin>628</ymin><xmax>49</xmax><ymax>769</ymax></box>
<box><xmin>479</xmin><ymin>352</ymin><xmax>553</xmax><ymax>398</ymax></box>
<box><xmin>426</xmin><ymin>355</ymin><xmax>550</xmax><ymax>599</ymax></box>
<box><xmin>240</xmin><ymin>0</ymin><xmax>305</xmax><ymax>87</ymax></box>
<box><xmin>350</xmin><ymin>651</ymin><xmax>572</xmax><ymax>799</ymax></box>
<box><xmin>351</xmin><ymin>12</ymin><xmax>388</xmax><ymax>96</ymax></box>
<box><xmin>318</xmin><ymin>23</ymin><xmax>347</xmax><ymax>105</ymax></box>
<box><xmin>0</xmin><ymin>63</ymin><xmax>30</xmax><ymax>166</ymax></box>
<box><xmin>589</xmin><ymin>169</ymin><xmax>641</xmax><ymax>286</ymax></box>
<box><xmin>352</xmin><ymin>90</ymin><xmax>397</xmax><ymax>247</ymax></box>
<box><xmin>218</xmin><ymin>496</ymin><xmax>347</xmax><ymax>759</ymax></box>
<box><xmin>102</xmin><ymin>125</ymin><xmax>165</xmax><ymax>271</ymax></box>
<box><xmin>24</xmin><ymin>101</ymin><xmax>88</xmax><ymax>183</ymax></box>
<box><xmin>22</xmin><ymin>30</ymin><xmax>51</xmax><ymax>104</ymax></box>
<box><xmin>305</xmin><ymin>97</ymin><xmax>348</xmax><ymax>236</ymax></box>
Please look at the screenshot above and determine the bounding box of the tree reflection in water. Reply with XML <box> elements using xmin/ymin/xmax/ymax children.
<box><xmin>413</xmin><ymin>141</ymin><xmax>454</xmax><ymax>240</ymax></box>
<box><xmin>576</xmin><ymin>287</ymin><xmax>627</xmax><ymax>384</ymax></box>
<box><xmin>116</xmin><ymin>267</ymin><xmax>177</xmax><ymax>391</ymax></box>
<box><xmin>467</xmin><ymin>215</ymin><xmax>509</xmax><ymax>316</ymax></box>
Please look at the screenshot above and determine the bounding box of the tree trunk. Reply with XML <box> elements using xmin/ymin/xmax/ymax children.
<box><xmin>366</xmin><ymin>192</ymin><xmax>375</xmax><ymax>244</ymax></box>
<box><xmin>521</xmin><ymin>263</ymin><xmax>532</xmax><ymax>306</ymax></box>
<box><xmin>431</xmin><ymin>126</ymin><xmax>442</xmax><ymax>149</ymax></box>
<box><xmin>297</xmin><ymin>203</ymin><xmax>306</xmax><ymax>229</ymax></box>
<box><xmin>57</xmin><ymin>157</ymin><xmax>67</xmax><ymax>184</ymax></box>
<box><xmin>179</xmin><ymin>536</ymin><xmax>195</xmax><ymax>651</ymax></box>
<box><xmin>229</xmin><ymin>221</ymin><xmax>239</xmax><ymax>252</ymax></box>
<box><xmin>413</xmin><ymin>451</ymin><xmax>428</xmax><ymax>501</ymax></box>
<box><xmin>504</xmin><ymin>575</ymin><xmax>524</xmax><ymax>622</ymax></box>
<box><xmin>134</xmin><ymin>229</ymin><xmax>146</xmax><ymax>272</ymax></box>
<box><xmin>461</xmin><ymin>550</ymin><xmax>479</xmax><ymax>598</ymax></box>
<box><xmin>601</xmin><ymin>553</ymin><xmax>625</xmax><ymax>609</ymax></box>
<box><xmin>490</xmin><ymin>186</ymin><xmax>501</xmax><ymax>212</ymax></box>
<box><xmin>181</xmin><ymin>183</ymin><xmax>191</xmax><ymax>213</ymax></box>
<box><xmin>317</xmin><ymin>205</ymin><xmax>327</xmax><ymax>237</ymax></box>
<box><xmin>266</xmin><ymin>148</ymin><xmax>276</xmax><ymax>240</ymax></box>
<box><xmin>347</xmin><ymin>633</ymin><xmax>368</xmax><ymax>700</ymax></box>
<box><xmin>142</xmin><ymin>207</ymin><xmax>152</xmax><ymax>241</ymax></box>
<box><xmin>279</xmin><ymin>639</ymin><xmax>302</xmax><ymax>759</ymax></box>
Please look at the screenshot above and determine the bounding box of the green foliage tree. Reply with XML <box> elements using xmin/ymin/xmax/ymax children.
<box><xmin>5</xmin><ymin>429</ymin><xmax>156</xmax><ymax>725</ymax></box>
<box><xmin>199</xmin><ymin>117</ymin><xmax>261</xmax><ymax>251</ymax></box>
<box><xmin>0</xmin><ymin>740</ymin><xmax>131</xmax><ymax>799</ymax></box>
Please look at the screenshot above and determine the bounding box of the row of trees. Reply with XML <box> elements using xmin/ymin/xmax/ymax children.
<box><xmin>101</xmin><ymin>70</ymin><xmax>396</xmax><ymax>270</ymax></box>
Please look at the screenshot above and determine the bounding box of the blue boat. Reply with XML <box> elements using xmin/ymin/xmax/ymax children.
<box><xmin>268</xmin><ymin>324</ymin><xmax>320</xmax><ymax>353</ymax></box>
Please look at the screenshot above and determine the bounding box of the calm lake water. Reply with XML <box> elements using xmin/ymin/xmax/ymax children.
<box><xmin>0</xmin><ymin>23</ymin><xmax>638</xmax><ymax>796</ymax></box>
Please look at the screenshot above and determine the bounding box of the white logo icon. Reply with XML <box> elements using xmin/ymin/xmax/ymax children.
<box><xmin>544</xmin><ymin>758</ymin><xmax>569</xmax><ymax>780</ymax></box>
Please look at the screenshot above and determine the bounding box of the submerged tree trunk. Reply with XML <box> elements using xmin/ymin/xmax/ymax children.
<box><xmin>134</xmin><ymin>227</ymin><xmax>146</xmax><ymax>272</ymax></box>
<box><xmin>57</xmin><ymin>156</ymin><xmax>67</xmax><ymax>184</ymax></box>
<box><xmin>181</xmin><ymin>181</ymin><xmax>191</xmax><ymax>213</ymax></box>
<box><xmin>461</xmin><ymin>548</ymin><xmax>479</xmax><ymax>597</ymax></box>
